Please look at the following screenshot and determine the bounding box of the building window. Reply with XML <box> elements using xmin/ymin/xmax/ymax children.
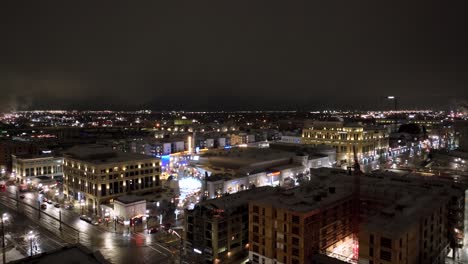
<box><xmin>292</xmin><ymin>226</ymin><xmax>299</xmax><ymax>235</ymax></box>
<box><xmin>370</xmin><ymin>234</ymin><xmax>374</xmax><ymax>244</ymax></box>
<box><xmin>380</xmin><ymin>237</ymin><xmax>391</xmax><ymax>248</ymax></box>
<box><xmin>292</xmin><ymin>215</ymin><xmax>300</xmax><ymax>224</ymax></box>
<box><xmin>380</xmin><ymin>250</ymin><xmax>391</xmax><ymax>262</ymax></box>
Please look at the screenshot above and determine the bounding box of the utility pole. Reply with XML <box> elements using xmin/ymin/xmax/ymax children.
<box><xmin>2</xmin><ymin>217</ymin><xmax>5</xmax><ymax>264</ymax></box>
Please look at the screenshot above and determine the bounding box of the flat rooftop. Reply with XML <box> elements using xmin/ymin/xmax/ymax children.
<box><xmin>197</xmin><ymin>148</ymin><xmax>295</xmax><ymax>169</ymax></box>
<box><xmin>194</xmin><ymin>186</ymin><xmax>276</xmax><ymax>211</ymax></box>
<box><xmin>115</xmin><ymin>195</ymin><xmax>146</xmax><ymax>204</ymax></box>
<box><xmin>64</xmin><ymin>145</ymin><xmax>157</xmax><ymax>164</ymax></box>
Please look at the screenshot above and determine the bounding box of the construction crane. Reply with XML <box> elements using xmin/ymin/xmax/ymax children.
<box><xmin>352</xmin><ymin>145</ymin><xmax>361</xmax><ymax>261</ymax></box>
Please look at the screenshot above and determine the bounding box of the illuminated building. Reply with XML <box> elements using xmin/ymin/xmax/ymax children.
<box><xmin>12</xmin><ymin>154</ymin><xmax>63</xmax><ymax>183</ymax></box>
<box><xmin>230</xmin><ymin>133</ymin><xmax>255</xmax><ymax>146</ymax></box>
<box><xmin>62</xmin><ymin>145</ymin><xmax>160</xmax><ymax>216</ymax></box>
<box><xmin>302</xmin><ymin>121</ymin><xmax>389</xmax><ymax>164</ymax></box>
<box><xmin>191</xmin><ymin>148</ymin><xmax>332</xmax><ymax>198</ymax></box>
<box><xmin>184</xmin><ymin>186</ymin><xmax>276</xmax><ymax>264</ymax></box>
<box><xmin>248</xmin><ymin>168</ymin><xmax>465</xmax><ymax>264</ymax></box>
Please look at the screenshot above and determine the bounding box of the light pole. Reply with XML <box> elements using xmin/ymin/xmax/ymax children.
<box><xmin>2</xmin><ymin>213</ymin><xmax>8</xmax><ymax>264</ymax></box>
<box><xmin>387</xmin><ymin>96</ymin><xmax>398</xmax><ymax>132</ymax></box>
<box><xmin>27</xmin><ymin>231</ymin><xmax>35</xmax><ymax>257</ymax></box>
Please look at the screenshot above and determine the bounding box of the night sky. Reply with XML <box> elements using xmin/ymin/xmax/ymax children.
<box><xmin>1</xmin><ymin>1</ymin><xmax>467</xmax><ymax>111</ymax></box>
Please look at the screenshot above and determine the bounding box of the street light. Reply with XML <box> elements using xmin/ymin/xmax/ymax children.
<box><xmin>27</xmin><ymin>231</ymin><xmax>35</xmax><ymax>257</ymax></box>
<box><xmin>387</xmin><ymin>96</ymin><xmax>398</xmax><ymax>132</ymax></box>
<box><xmin>2</xmin><ymin>213</ymin><xmax>8</xmax><ymax>264</ymax></box>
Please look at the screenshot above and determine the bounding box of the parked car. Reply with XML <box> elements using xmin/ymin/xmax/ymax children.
<box><xmin>147</xmin><ymin>227</ymin><xmax>159</xmax><ymax>234</ymax></box>
<box><xmin>46</xmin><ymin>200</ymin><xmax>52</xmax><ymax>204</ymax></box>
<box><xmin>19</xmin><ymin>194</ymin><xmax>25</xmax><ymax>199</ymax></box>
<box><xmin>54</xmin><ymin>203</ymin><xmax>60</xmax><ymax>208</ymax></box>
<box><xmin>40</xmin><ymin>204</ymin><xmax>47</xmax><ymax>210</ymax></box>
<box><xmin>80</xmin><ymin>215</ymin><xmax>98</xmax><ymax>225</ymax></box>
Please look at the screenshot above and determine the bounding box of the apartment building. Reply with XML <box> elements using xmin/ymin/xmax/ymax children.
<box><xmin>249</xmin><ymin>183</ymin><xmax>353</xmax><ymax>264</ymax></box>
<box><xmin>359</xmin><ymin>196</ymin><xmax>450</xmax><ymax>264</ymax></box>
<box><xmin>248</xmin><ymin>168</ymin><xmax>465</xmax><ymax>264</ymax></box>
<box><xmin>62</xmin><ymin>145</ymin><xmax>160</xmax><ymax>216</ymax></box>
<box><xmin>302</xmin><ymin>121</ymin><xmax>389</xmax><ymax>164</ymax></box>
<box><xmin>184</xmin><ymin>187</ymin><xmax>276</xmax><ymax>264</ymax></box>
<box><xmin>12</xmin><ymin>154</ymin><xmax>63</xmax><ymax>183</ymax></box>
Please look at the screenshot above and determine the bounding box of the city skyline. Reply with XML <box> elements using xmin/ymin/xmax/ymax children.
<box><xmin>1</xmin><ymin>1</ymin><xmax>467</xmax><ymax>111</ymax></box>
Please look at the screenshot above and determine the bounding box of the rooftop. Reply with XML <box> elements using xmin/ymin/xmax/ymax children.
<box><xmin>64</xmin><ymin>144</ymin><xmax>157</xmax><ymax>164</ymax></box>
<box><xmin>192</xmin><ymin>186</ymin><xmax>276</xmax><ymax>212</ymax></box>
<box><xmin>115</xmin><ymin>195</ymin><xmax>146</xmax><ymax>204</ymax></box>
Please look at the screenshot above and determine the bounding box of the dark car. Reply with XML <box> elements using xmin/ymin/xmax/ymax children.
<box><xmin>46</xmin><ymin>200</ymin><xmax>52</xmax><ymax>204</ymax></box>
<box><xmin>40</xmin><ymin>204</ymin><xmax>47</xmax><ymax>210</ymax></box>
<box><xmin>147</xmin><ymin>227</ymin><xmax>159</xmax><ymax>234</ymax></box>
<box><xmin>54</xmin><ymin>203</ymin><xmax>60</xmax><ymax>208</ymax></box>
<box><xmin>19</xmin><ymin>194</ymin><xmax>25</xmax><ymax>199</ymax></box>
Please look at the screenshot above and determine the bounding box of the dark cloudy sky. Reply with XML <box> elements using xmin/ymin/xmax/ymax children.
<box><xmin>1</xmin><ymin>1</ymin><xmax>467</xmax><ymax>111</ymax></box>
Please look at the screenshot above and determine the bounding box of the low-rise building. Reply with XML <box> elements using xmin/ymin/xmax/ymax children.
<box><xmin>113</xmin><ymin>195</ymin><xmax>146</xmax><ymax>223</ymax></box>
<box><xmin>62</xmin><ymin>145</ymin><xmax>160</xmax><ymax>216</ymax></box>
<box><xmin>12</xmin><ymin>154</ymin><xmax>63</xmax><ymax>183</ymax></box>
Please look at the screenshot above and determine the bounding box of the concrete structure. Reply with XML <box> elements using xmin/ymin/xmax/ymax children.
<box><xmin>62</xmin><ymin>145</ymin><xmax>160</xmax><ymax>216</ymax></box>
<box><xmin>184</xmin><ymin>186</ymin><xmax>277</xmax><ymax>264</ymax></box>
<box><xmin>113</xmin><ymin>195</ymin><xmax>146</xmax><ymax>222</ymax></box>
<box><xmin>302</xmin><ymin>121</ymin><xmax>389</xmax><ymax>165</ymax></box>
<box><xmin>247</xmin><ymin>168</ymin><xmax>465</xmax><ymax>264</ymax></box>
<box><xmin>12</xmin><ymin>154</ymin><xmax>63</xmax><ymax>183</ymax></box>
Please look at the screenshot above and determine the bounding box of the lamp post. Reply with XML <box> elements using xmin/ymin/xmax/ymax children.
<box><xmin>2</xmin><ymin>213</ymin><xmax>8</xmax><ymax>264</ymax></box>
<box><xmin>27</xmin><ymin>231</ymin><xmax>35</xmax><ymax>257</ymax></box>
<box><xmin>387</xmin><ymin>96</ymin><xmax>398</xmax><ymax>132</ymax></box>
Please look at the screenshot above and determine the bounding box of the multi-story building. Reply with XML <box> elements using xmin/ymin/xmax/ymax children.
<box><xmin>247</xmin><ymin>168</ymin><xmax>465</xmax><ymax>264</ymax></box>
<box><xmin>62</xmin><ymin>145</ymin><xmax>160</xmax><ymax>215</ymax></box>
<box><xmin>12</xmin><ymin>154</ymin><xmax>63</xmax><ymax>183</ymax></box>
<box><xmin>230</xmin><ymin>133</ymin><xmax>255</xmax><ymax>146</ymax></box>
<box><xmin>184</xmin><ymin>186</ymin><xmax>276</xmax><ymax>264</ymax></box>
<box><xmin>302</xmin><ymin>121</ymin><xmax>389</xmax><ymax>164</ymax></box>
<box><xmin>359</xmin><ymin>196</ymin><xmax>450</xmax><ymax>264</ymax></box>
<box><xmin>248</xmin><ymin>182</ymin><xmax>353</xmax><ymax>264</ymax></box>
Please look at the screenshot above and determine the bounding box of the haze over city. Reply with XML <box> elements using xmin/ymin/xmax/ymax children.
<box><xmin>1</xmin><ymin>1</ymin><xmax>467</xmax><ymax>111</ymax></box>
<box><xmin>1</xmin><ymin>1</ymin><xmax>468</xmax><ymax>264</ymax></box>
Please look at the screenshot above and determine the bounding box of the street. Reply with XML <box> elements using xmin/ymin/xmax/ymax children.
<box><xmin>0</xmin><ymin>185</ymin><xmax>181</xmax><ymax>264</ymax></box>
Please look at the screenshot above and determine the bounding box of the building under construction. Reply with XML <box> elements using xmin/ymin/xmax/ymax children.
<box><xmin>248</xmin><ymin>168</ymin><xmax>465</xmax><ymax>264</ymax></box>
